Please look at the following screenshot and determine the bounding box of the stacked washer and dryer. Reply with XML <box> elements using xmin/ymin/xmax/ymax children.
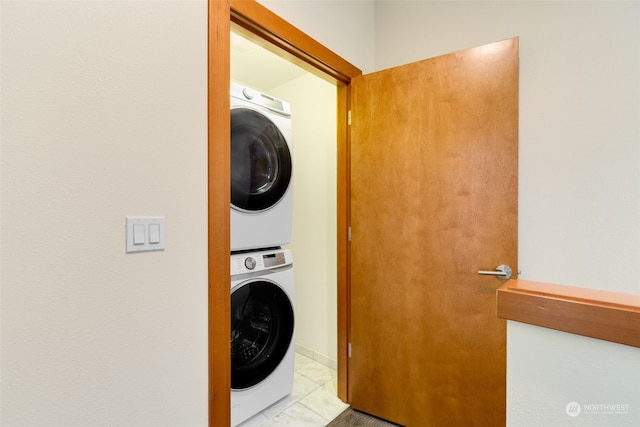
<box><xmin>229</xmin><ymin>82</ymin><xmax>296</xmax><ymax>426</ymax></box>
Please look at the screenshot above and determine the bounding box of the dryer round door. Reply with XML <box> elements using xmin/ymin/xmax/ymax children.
<box><xmin>231</xmin><ymin>108</ymin><xmax>292</xmax><ymax>212</ymax></box>
<box><xmin>231</xmin><ymin>279</ymin><xmax>294</xmax><ymax>390</ymax></box>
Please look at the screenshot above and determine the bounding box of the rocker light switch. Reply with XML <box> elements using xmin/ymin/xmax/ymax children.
<box><xmin>126</xmin><ymin>217</ymin><xmax>165</xmax><ymax>253</ymax></box>
<box><xmin>133</xmin><ymin>224</ymin><xmax>145</xmax><ymax>245</ymax></box>
<box><xmin>149</xmin><ymin>223</ymin><xmax>161</xmax><ymax>244</ymax></box>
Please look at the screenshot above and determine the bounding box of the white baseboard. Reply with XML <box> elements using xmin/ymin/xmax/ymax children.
<box><xmin>295</xmin><ymin>343</ymin><xmax>337</xmax><ymax>370</ymax></box>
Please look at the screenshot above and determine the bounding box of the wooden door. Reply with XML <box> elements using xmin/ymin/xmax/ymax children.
<box><xmin>348</xmin><ymin>38</ymin><xmax>519</xmax><ymax>427</ymax></box>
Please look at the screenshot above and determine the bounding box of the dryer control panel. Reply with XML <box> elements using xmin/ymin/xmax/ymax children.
<box><xmin>230</xmin><ymin>82</ymin><xmax>291</xmax><ymax>117</ymax></box>
<box><xmin>231</xmin><ymin>249</ymin><xmax>292</xmax><ymax>276</ymax></box>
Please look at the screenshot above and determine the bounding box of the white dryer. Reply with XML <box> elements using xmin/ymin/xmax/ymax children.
<box><xmin>230</xmin><ymin>82</ymin><xmax>293</xmax><ymax>252</ymax></box>
<box><xmin>230</xmin><ymin>248</ymin><xmax>295</xmax><ymax>426</ymax></box>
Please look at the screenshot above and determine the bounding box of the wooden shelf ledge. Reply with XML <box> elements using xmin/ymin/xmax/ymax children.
<box><xmin>497</xmin><ymin>279</ymin><xmax>640</xmax><ymax>348</ymax></box>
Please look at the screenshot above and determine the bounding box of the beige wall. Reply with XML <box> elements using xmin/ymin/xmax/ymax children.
<box><xmin>2</xmin><ymin>0</ymin><xmax>638</xmax><ymax>426</ymax></box>
<box><xmin>1</xmin><ymin>1</ymin><xmax>208</xmax><ymax>425</ymax></box>
<box><xmin>271</xmin><ymin>75</ymin><xmax>338</xmax><ymax>366</ymax></box>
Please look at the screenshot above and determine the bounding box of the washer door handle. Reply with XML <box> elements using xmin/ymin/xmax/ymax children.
<box><xmin>478</xmin><ymin>264</ymin><xmax>512</xmax><ymax>280</ymax></box>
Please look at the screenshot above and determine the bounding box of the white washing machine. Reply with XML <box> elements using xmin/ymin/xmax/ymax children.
<box><xmin>230</xmin><ymin>82</ymin><xmax>293</xmax><ymax>252</ymax></box>
<box><xmin>230</xmin><ymin>248</ymin><xmax>295</xmax><ymax>426</ymax></box>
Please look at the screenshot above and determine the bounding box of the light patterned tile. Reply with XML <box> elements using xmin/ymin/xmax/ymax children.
<box><xmin>283</xmin><ymin>403</ymin><xmax>330</xmax><ymax>425</ymax></box>
<box><xmin>294</xmin><ymin>352</ymin><xmax>315</xmax><ymax>370</ymax></box>
<box><xmin>259</xmin><ymin>412</ymin><xmax>297</xmax><ymax>427</ymax></box>
<box><xmin>292</xmin><ymin>372</ymin><xmax>322</xmax><ymax>399</ymax></box>
<box><xmin>321</xmin><ymin>376</ymin><xmax>338</xmax><ymax>394</ymax></box>
<box><xmin>260</xmin><ymin>372</ymin><xmax>322</xmax><ymax>420</ymax></box>
<box><xmin>296</xmin><ymin>360</ymin><xmax>336</xmax><ymax>385</ymax></box>
<box><xmin>260</xmin><ymin>394</ymin><xmax>296</xmax><ymax>419</ymax></box>
<box><xmin>261</xmin><ymin>403</ymin><xmax>328</xmax><ymax>427</ymax></box>
<box><xmin>245</xmin><ymin>353</ymin><xmax>345</xmax><ymax>426</ymax></box>
<box><xmin>237</xmin><ymin>412</ymin><xmax>268</xmax><ymax>427</ymax></box>
<box><xmin>300</xmin><ymin>388</ymin><xmax>349</xmax><ymax>421</ymax></box>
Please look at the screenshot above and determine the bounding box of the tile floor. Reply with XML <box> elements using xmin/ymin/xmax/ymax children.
<box><xmin>237</xmin><ymin>353</ymin><xmax>349</xmax><ymax>427</ymax></box>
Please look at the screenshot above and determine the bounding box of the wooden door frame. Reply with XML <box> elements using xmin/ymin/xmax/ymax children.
<box><xmin>208</xmin><ymin>1</ymin><xmax>362</xmax><ymax>425</ymax></box>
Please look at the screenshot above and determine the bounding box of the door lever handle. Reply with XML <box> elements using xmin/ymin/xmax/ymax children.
<box><xmin>478</xmin><ymin>264</ymin><xmax>512</xmax><ymax>280</ymax></box>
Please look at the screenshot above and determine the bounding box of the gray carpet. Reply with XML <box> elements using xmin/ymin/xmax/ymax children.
<box><xmin>326</xmin><ymin>408</ymin><xmax>402</xmax><ymax>427</ymax></box>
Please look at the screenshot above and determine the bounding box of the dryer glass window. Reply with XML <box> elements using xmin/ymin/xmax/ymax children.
<box><xmin>231</xmin><ymin>108</ymin><xmax>292</xmax><ymax>212</ymax></box>
<box><xmin>231</xmin><ymin>280</ymin><xmax>294</xmax><ymax>390</ymax></box>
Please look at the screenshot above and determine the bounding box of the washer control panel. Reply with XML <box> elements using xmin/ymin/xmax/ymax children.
<box><xmin>262</xmin><ymin>252</ymin><xmax>286</xmax><ymax>267</ymax></box>
<box><xmin>231</xmin><ymin>249</ymin><xmax>292</xmax><ymax>276</ymax></box>
<box><xmin>244</xmin><ymin>257</ymin><xmax>257</xmax><ymax>270</ymax></box>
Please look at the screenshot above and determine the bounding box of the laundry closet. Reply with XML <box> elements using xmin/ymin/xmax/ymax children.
<box><xmin>230</xmin><ymin>28</ymin><xmax>338</xmax><ymax>374</ymax></box>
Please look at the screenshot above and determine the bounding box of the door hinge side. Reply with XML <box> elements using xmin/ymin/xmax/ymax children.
<box><xmin>348</xmin><ymin>110</ymin><xmax>352</xmax><ymax>126</ymax></box>
<box><xmin>347</xmin><ymin>226</ymin><xmax>352</xmax><ymax>242</ymax></box>
<box><xmin>348</xmin><ymin>342</ymin><xmax>352</xmax><ymax>358</ymax></box>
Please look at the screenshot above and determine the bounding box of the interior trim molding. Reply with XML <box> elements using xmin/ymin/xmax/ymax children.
<box><xmin>208</xmin><ymin>1</ymin><xmax>231</xmax><ymax>426</ymax></box>
<box><xmin>497</xmin><ymin>279</ymin><xmax>640</xmax><ymax>348</ymax></box>
<box><xmin>229</xmin><ymin>0</ymin><xmax>361</xmax><ymax>84</ymax></box>
<box><xmin>210</xmin><ymin>1</ymin><xmax>362</xmax><ymax>425</ymax></box>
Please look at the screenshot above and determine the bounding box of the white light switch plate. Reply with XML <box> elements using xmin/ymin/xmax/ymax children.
<box><xmin>126</xmin><ymin>217</ymin><xmax>165</xmax><ymax>253</ymax></box>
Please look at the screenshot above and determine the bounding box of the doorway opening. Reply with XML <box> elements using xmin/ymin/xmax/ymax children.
<box><xmin>209</xmin><ymin>2</ymin><xmax>361</xmax><ymax>425</ymax></box>
<box><xmin>231</xmin><ymin>25</ymin><xmax>340</xmax><ymax>381</ymax></box>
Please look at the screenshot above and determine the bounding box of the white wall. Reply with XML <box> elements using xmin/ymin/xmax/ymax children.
<box><xmin>0</xmin><ymin>1</ymin><xmax>208</xmax><ymax>426</ymax></box>
<box><xmin>508</xmin><ymin>322</ymin><xmax>640</xmax><ymax>427</ymax></box>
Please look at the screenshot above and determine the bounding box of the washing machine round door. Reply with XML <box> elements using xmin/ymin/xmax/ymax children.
<box><xmin>231</xmin><ymin>280</ymin><xmax>294</xmax><ymax>390</ymax></box>
<box><xmin>231</xmin><ymin>108</ymin><xmax>292</xmax><ymax>212</ymax></box>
